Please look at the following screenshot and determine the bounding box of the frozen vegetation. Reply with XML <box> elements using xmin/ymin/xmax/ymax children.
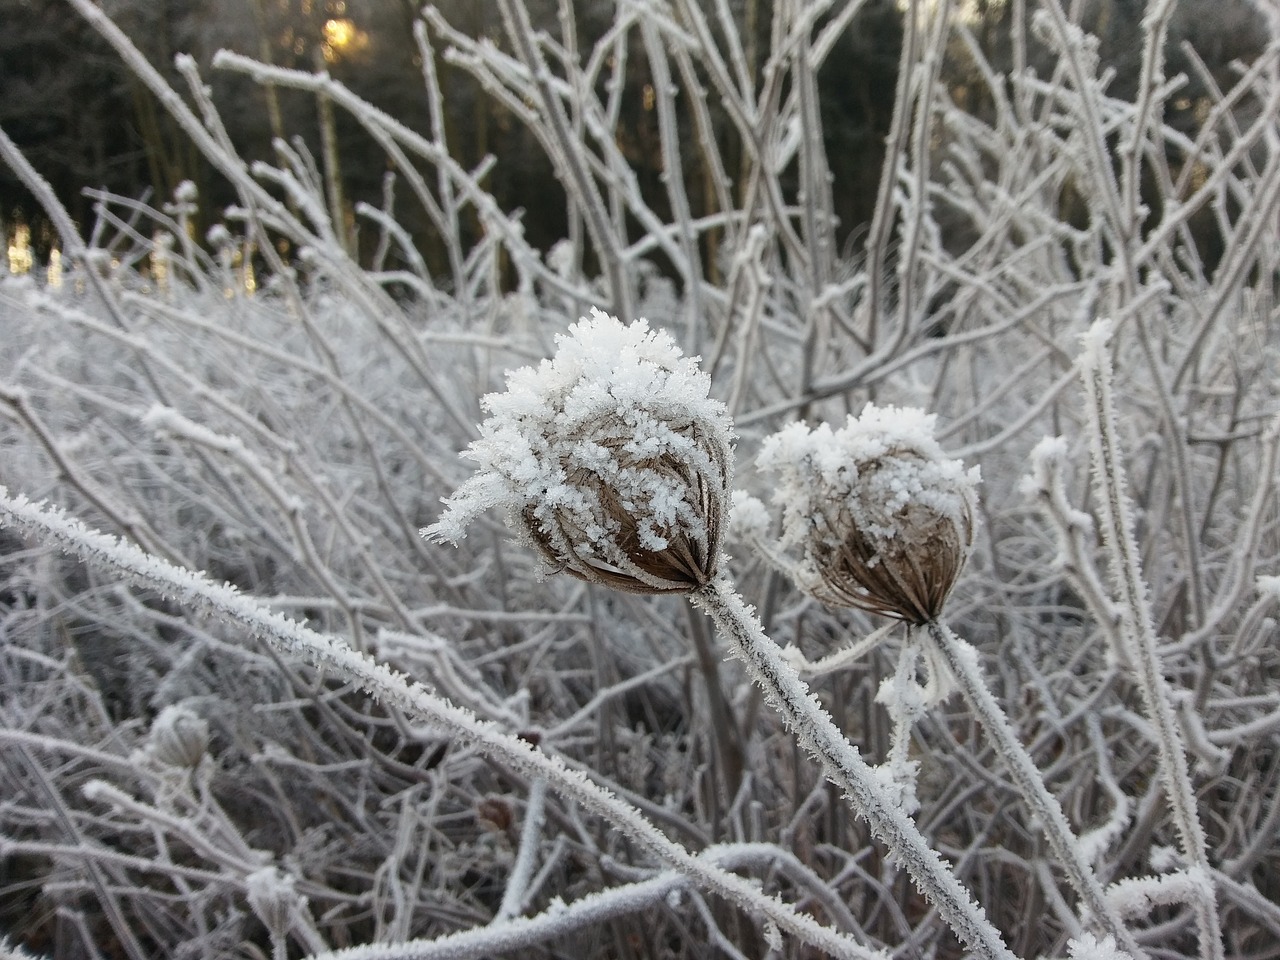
<box><xmin>2</xmin><ymin>0</ymin><xmax>1280</xmax><ymax>957</ymax></box>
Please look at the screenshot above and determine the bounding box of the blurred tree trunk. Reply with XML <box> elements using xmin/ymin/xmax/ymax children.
<box><xmin>314</xmin><ymin>46</ymin><xmax>353</xmax><ymax>256</ymax></box>
<box><xmin>250</xmin><ymin>0</ymin><xmax>287</xmax><ymax>146</ymax></box>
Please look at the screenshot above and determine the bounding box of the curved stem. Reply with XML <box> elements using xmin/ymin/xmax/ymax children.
<box><xmin>923</xmin><ymin>619</ymin><xmax>1142</xmax><ymax>956</ymax></box>
<box><xmin>690</xmin><ymin>577</ymin><xmax>1017</xmax><ymax>960</ymax></box>
<box><xmin>0</xmin><ymin>490</ymin><xmax>881</xmax><ymax>960</ymax></box>
<box><xmin>496</xmin><ymin>777</ymin><xmax>548</xmax><ymax>921</ymax></box>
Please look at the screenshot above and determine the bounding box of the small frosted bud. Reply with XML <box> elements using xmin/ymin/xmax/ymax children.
<box><xmin>245</xmin><ymin>866</ymin><xmax>303</xmax><ymax>940</ymax></box>
<box><xmin>423</xmin><ymin>308</ymin><xmax>734</xmax><ymax>595</ymax></box>
<box><xmin>147</xmin><ymin>704</ymin><xmax>209</xmax><ymax>770</ymax></box>
<box><xmin>758</xmin><ymin>404</ymin><xmax>979</xmax><ymax>623</ymax></box>
<box><xmin>206</xmin><ymin>224</ymin><xmax>233</xmax><ymax>248</ymax></box>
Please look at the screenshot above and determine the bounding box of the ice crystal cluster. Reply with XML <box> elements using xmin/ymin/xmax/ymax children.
<box><xmin>424</xmin><ymin>308</ymin><xmax>733</xmax><ymax>594</ymax></box>
<box><xmin>758</xmin><ymin>404</ymin><xmax>980</xmax><ymax>623</ymax></box>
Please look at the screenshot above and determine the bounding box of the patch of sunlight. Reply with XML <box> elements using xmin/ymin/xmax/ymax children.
<box><xmin>7</xmin><ymin>222</ymin><xmax>33</xmax><ymax>276</ymax></box>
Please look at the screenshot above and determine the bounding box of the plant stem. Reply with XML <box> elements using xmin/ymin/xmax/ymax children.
<box><xmin>690</xmin><ymin>576</ymin><xmax>1017</xmax><ymax>960</ymax></box>
<box><xmin>0</xmin><ymin>490</ymin><xmax>883</xmax><ymax>960</ymax></box>
<box><xmin>923</xmin><ymin>619</ymin><xmax>1142</xmax><ymax>956</ymax></box>
<box><xmin>1080</xmin><ymin>320</ymin><xmax>1223</xmax><ymax>959</ymax></box>
<box><xmin>684</xmin><ymin>599</ymin><xmax>745</xmax><ymax>798</ymax></box>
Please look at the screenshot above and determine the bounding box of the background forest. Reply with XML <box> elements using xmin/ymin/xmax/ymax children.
<box><xmin>3</xmin><ymin>0</ymin><xmax>1280</xmax><ymax>958</ymax></box>
<box><xmin>1</xmin><ymin>0</ymin><xmax>1268</xmax><ymax>273</ymax></box>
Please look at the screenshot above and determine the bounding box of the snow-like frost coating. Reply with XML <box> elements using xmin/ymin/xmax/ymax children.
<box><xmin>1256</xmin><ymin>574</ymin><xmax>1280</xmax><ymax>600</ymax></box>
<box><xmin>423</xmin><ymin>308</ymin><xmax>734</xmax><ymax>594</ymax></box>
<box><xmin>1065</xmin><ymin>934</ymin><xmax>1131</xmax><ymax>960</ymax></box>
<box><xmin>245</xmin><ymin>866</ymin><xmax>305</xmax><ymax>936</ymax></box>
<box><xmin>758</xmin><ymin>404</ymin><xmax>980</xmax><ymax>622</ymax></box>
<box><xmin>728</xmin><ymin>489</ymin><xmax>770</xmax><ymax>541</ymax></box>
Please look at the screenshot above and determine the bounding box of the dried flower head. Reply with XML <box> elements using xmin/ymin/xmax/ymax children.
<box><xmin>146</xmin><ymin>703</ymin><xmax>210</xmax><ymax>770</ymax></box>
<box><xmin>423</xmin><ymin>308</ymin><xmax>733</xmax><ymax>595</ymax></box>
<box><xmin>245</xmin><ymin>866</ymin><xmax>304</xmax><ymax>939</ymax></box>
<box><xmin>758</xmin><ymin>404</ymin><xmax>979</xmax><ymax>623</ymax></box>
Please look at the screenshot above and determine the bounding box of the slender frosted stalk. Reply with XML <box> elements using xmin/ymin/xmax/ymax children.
<box><xmin>690</xmin><ymin>577</ymin><xmax>1017</xmax><ymax>960</ymax></box>
<box><xmin>1078</xmin><ymin>320</ymin><xmax>1223</xmax><ymax>959</ymax></box>
<box><xmin>495</xmin><ymin>777</ymin><xmax>547</xmax><ymax>921</ymax></box>
<box><xmin>0</xmin><ymin>490</ymin><xmax>881</xmax><ymax>960</ymax></box>
<box><xmin>923</xmin><ymin>620</ymin><xmax>1141</xmax><ymax>956</ymax></box>
<box><xmin>301</xmin><ymin>843</ymin><xmax>844</xmax><ymax>960</ymax></box>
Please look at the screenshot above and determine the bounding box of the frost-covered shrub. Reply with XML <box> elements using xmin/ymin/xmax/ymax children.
<box><xmin>3</xmin><ymin>0</ymin><xmax>1280</xmax><ymax>957</ymax></box>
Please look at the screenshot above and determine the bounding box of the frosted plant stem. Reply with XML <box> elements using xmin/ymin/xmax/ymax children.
<box><xmin>495</xmin><ymin>777</ymin><xmax>547</xmax><ymax>922</ymax></box>
<box><xmin>301</xmin><ymin>843</ymin><xmax>839</xmax><ymax>960</ymax></box>
<box><xmin>690</xmin><ymin>576</ymin><xmax>1017</xmax><ymax>960</ymax></box>
<box><xmin>494</xmin><ymin>0</ymin><xmax>633</xmax><ymax>320</ymax></box>
<box><xmin>922</xmin><ymin>620</ymin><xmax>1142</xmax><ymax>957</ymax></box>
<box><xmin>0</xmin><ymin>490</ymin><xmax>881</xmax><ymax>960</ymax></box>
<box><xmin>1079</xmin><ymin>321</ymin><xmax>1223</xmax><ymax>960</ymax></box>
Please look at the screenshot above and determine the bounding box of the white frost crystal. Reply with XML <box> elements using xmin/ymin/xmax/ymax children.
<box><xmin>1066</xmin><ymin>934</ymin><xmax>1131</xmax><ymax>960</ymax></box>
<box><xmin>758</xmin><ymin>404</ymin><xmax>979</xmax><ymax>622</ymax></box>
<box><xmin>728</xmin><ymin>490</ymin><xmax>770</xmax><ymax>542</ymax></box>
<box><xmin>424</xmin><ymin>308</ymin><xmax>733</xmax><ymax>594</ymax></box>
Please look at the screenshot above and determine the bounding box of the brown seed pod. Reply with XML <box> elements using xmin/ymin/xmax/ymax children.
<box><xmin>759</xmin><ymin>406</ymin><xmax>979</xmax><ymax>624</ymax></box>
<box><xmin>425</xmin><ymin>310</ymin><xmax>734</xmax><ymax>596</ymax></box>
<box><xmin>803</xmin><ymin>450</ymin><xmax>976</xmax><ymax>623</ymax></box>
<box><xmin>519</xmin><ymin>422</ymin><xmax>730</xmax><ymax>594</ymax></box>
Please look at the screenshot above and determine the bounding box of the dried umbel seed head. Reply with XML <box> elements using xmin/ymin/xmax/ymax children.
<box><xmin>423</xmin><ymin>308</ymin><xmax>733</xmax><ymax>595</ymax></box>
<box><xmin>758</xmin><ymin>404</ymin><xmax>980</xmax><ymax>624</ymax></box>
<box><xmin>245</xmin><ymin>867</ymin><xmax>304</xmax><ymax>939</ymax></box>
<box><xmin>147</xmin><ymin>703</ymin><xmax>210</xmax><ymax>770</ymax></box>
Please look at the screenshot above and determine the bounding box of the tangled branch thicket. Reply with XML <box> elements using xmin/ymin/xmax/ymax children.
<box><xmin>2</xmin><ymin>0</ymin><xmax>1279</xmax><ymax>957</ymax></box>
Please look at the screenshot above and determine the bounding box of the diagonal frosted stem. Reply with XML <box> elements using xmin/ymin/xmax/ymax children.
<box><xmin>0</xmin><ymin>489</ymin><xmax>883</xmax><ymax>960</ymax></box>
<box><xmin>923</xmin><ymin>619</ymin><xmax>1142</xmax><ymax>956</ymax></box>
<box><xmin>691</xmin><ymin>576</ymin><xmax>1017</xmax><ymax>960</ymax></box>
<box><xmin>1079</xmin><ymin>320</ymin><xmax>1223</xmax><ymax>959</ymax></box>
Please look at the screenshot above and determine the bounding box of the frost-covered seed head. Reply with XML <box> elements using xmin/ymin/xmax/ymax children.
<box><xmin>245</xmin><ymin>867</ymin><xmax>303</xmax><ymax>938</ymax></box>
<box><xmin>423</xmin><ymin>308</ymin><xmax>734</xmax><ymax>595</ymax></box>
<box><xmin>147</xmin><ymin>703</ymin><xmax>209</xmax><ymax>770</ymax></box>
<box><xmin>758</xmin><ymin>404</ymin><xmax>979</xmax><ymax>623</ymax></box>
